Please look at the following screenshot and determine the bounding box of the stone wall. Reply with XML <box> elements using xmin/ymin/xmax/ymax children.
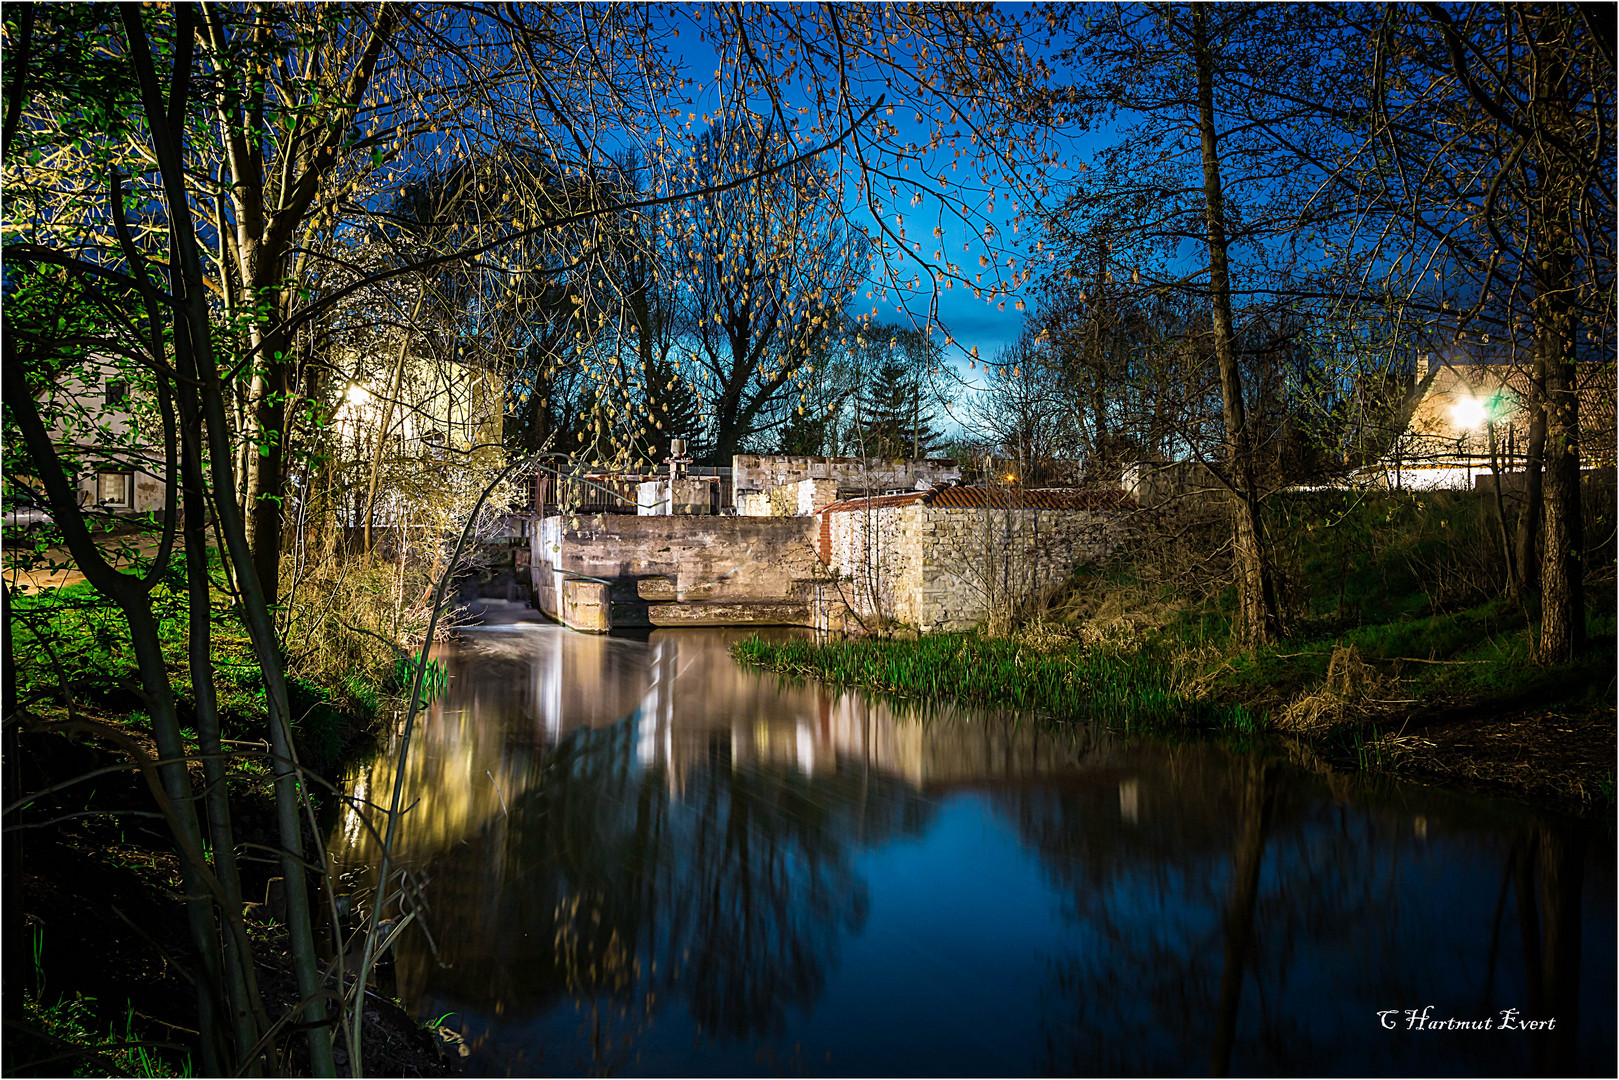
<box><xmin>1121</xmin><ymin>459</ymin><xmax>1227</xmax><ymax>509</ymax></box>
<box><xmin>736</xmin><ymin>476</ymin><xmax>841</xmax><ymax>517</ymax></box>
<box><xmin>821</xmin><ymin>500</ymin><xmax>917</xmax><ymax>627</ymax></box>
<box><xmin>823</xmin><ymin>503</ymin><xmax>1127</xmax><ymax>631</ymax></box>
<box><xmin>732</xmin><ymin>454</ymin><xmax>959</xmax><ymax>496</ymax></box>
<box><xmin>534</xmin><ymin>513</ymin><xmax>821</xmax><ymax>628</ymax></box>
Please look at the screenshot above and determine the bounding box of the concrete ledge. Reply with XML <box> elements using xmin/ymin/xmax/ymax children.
<box><xmin>637</xmin><ymin>576</ymin><xmax>677</xmax><ymax>600</ymax></box>
<box><xmin>646</xmin><ymin>601</ymin><xmax>812</xmax><ymax>627</ymax></box>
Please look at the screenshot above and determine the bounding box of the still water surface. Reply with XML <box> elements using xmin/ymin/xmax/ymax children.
<box><xmin>332</xmin><ymin>607</ymin><xmax>1614</xmax><ymax>1076</ymax></box>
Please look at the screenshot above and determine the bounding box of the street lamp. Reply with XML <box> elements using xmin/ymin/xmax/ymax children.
<box><xmin>1450</xmin><ymin>395</ymin><xmax>1489</xmax><ymax>431</ymax></box>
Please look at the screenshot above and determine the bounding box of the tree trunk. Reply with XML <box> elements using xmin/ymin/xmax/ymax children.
<box><xmin>1530</xmin><ymin>16</ymin><xmax>1586</xmax><ymax>665</ymax></box>
<box><xmin>1191</xmin><ymin>7</ymin><xmax>1282</xmax><ymax>647</ymax></box>
<box><xmin>244</xmin><ymin>304</ymin><xmax>292</xmax><ymax>605</ymax></box>
<box><xmin>1535</xmin><ymin>264</ymin><xmax>1584</xmax><ymax>661</ymax></box>
<box><xmin>1516</xmin><ymin>383</ymin><xmax>1547</xmax><ymax>594</ymax></box>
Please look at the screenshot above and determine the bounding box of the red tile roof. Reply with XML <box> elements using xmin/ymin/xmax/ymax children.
<box><xmin>817</xmin><ymin>485</ymin><xmax>1133</xmax><ymax>514</ymax></box>
<box><xmin>925</xmin><ymin>485</ymin><xmax>1133</xmax><ymax>510</ymax></box>
<box><xmin>815</xmin><ymin>490</ymin><xmax>927</xmax><ymax>514</ymax></box>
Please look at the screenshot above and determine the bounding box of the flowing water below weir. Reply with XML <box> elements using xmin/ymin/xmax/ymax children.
<box><xmin>330</xmin><ymin>602</ymin><xmax>1615</xmax><ymax>1077</ymax></box>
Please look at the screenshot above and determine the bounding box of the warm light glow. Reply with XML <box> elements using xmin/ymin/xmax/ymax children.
<box><xmin>1450</xmin><ymin>396</ymin><xmax>1488</xmax><ymax>431</ymax></box>
<box><xmin>345</xmin><ymin>384</ymin><xmax>371</xmax><ymax>406</ymax></box>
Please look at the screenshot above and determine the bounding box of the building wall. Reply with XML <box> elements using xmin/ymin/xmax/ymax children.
<box><xmin>732</xmin><ymin>454</ymin><xmax>960</xmax><ymax>497</ymax></box>
<box><xmin>823</xmin><ymin>503</ymin><xmax>1127</xmax><ymax>632</ymax></box>
<box><xmin>1408</xmin><ymin>358</ymin><xmax>1614</xmax><ymax>462</ymax></box>
<box><xmin>1408</xmin><ymin>361</ymin><xmax>1532</xmax><ymax>448</ymax></box>
<box><xmin>37</xmin><ymin>356</ymin><xmax>166</xmax><ymax>514</ymax></box>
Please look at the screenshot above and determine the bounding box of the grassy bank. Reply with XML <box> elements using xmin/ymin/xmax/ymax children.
<box><xmin>6</xmin><ymin>546</ymin><xmax>439</xmax><ymax>771</ymax></box>
<box><xmin>734</xmin><ymin>489</ymin><xmax>1616</xmax><ymax>815</ymax></box>
<box><xmin>4</xmin><ymin>550</ymin><xmax>452</xmax><ymax>1076</ymax></box>
<box><xmin>734</xmin><ymin>607</ymin><xmax>1614</xmax><ymax>812</ymax></box>
<box><xmin>731</xmin><ymin>630</ymin><xmax>1259</xmax><ymax>733</ymax></box>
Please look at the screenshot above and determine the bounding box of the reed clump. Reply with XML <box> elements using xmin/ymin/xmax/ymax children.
<box><xmin>732</xmin><ymin>630</ymin><xmax>1252</xmax><ymax>732</ymax></box>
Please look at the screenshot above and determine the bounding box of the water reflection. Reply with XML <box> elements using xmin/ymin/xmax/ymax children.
<box><xmin>1004</xmin><ymin>759</ymin><xmax>1609</xmax><ymax>1076</ymax></box>
<box><xmin>331</xmin><ymin>621</ymin><xmax>1614</xmax><ymax>1077</ymax></box>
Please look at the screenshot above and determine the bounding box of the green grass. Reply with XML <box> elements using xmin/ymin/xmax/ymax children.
<box><xmin>8</xmin><ymin>554</ymin><xmax>388</xmax><ymax>768</ymax></box>
<box><xmin>10</xmin><ymin>925</ymin><xmax>191</xmax><ymax>1078</ymax></box>
<box><xmin>14</xmin><ymin>994</ymin><xmax>192</xmax><ymax>1078</ymax></box>
<box><xmin>732</xmin><ymin>630</ymin><xmax>1252</xmax><ymax>732</ymax></box>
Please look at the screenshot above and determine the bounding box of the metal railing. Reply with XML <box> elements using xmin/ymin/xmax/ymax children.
<box><xmin>534</xmin><ymin>467</ymin><xmax>734</xmax><ymax>513</ymax></box>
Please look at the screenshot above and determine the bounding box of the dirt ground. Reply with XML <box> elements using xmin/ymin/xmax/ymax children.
<box><xmin>3</xmin><ymin>531</ymin><xmax>167</xmax><ymax>593</ymax></box>
<box><xmin>1381</xmin><ymin>702</ymin><xmax>1617</xmax><ymax>816</ymax></box>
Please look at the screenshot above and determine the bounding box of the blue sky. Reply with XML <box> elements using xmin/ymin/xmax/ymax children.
<box><xmin>649</xmin><ymin>5</ymin><xmax>1108</xmax><ymax>419</ymax></box>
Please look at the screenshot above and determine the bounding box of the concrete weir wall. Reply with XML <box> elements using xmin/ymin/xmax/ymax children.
<box><xmin>534</xmin><ymin>513</ymin><xmax>821</xmax><ymax>631</ymax></box>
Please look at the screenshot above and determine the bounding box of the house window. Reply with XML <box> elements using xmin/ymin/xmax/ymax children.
<box><xmin>105</xmin><ymin>379</ymin><xmax>127</xmax><ymax>407</ymax></box>
<box><xmin>97</xmin><ymin>471</ymin><xmax>132</xmax><ymax>507</ymax></box>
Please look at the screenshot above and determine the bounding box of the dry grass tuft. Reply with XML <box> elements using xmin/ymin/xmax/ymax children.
<box><xmin>1275</xmin><ymin>643</ymin><xmax>1395</xmax><ymax>734</ymax></box>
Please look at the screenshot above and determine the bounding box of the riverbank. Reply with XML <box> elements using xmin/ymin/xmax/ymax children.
<box><xmin>7</xmin><ymin>713</ymin><xmax>462</xmax><ymax>1078</ymax></box>
<box><xmin>3</xmin><ymin>559</ymin><xmax>460</xmax><ymax>1076</ymax></box>
<box><xmin>733</xmin><ymin>602</ymin><xmax>1616</xmax><ymax>818</ymax></box>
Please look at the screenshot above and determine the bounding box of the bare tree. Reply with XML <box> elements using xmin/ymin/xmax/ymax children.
<box><xmin>679</xmin><ymin>119</ymin><xmax>869</xmax><ymax>464</ymax></box>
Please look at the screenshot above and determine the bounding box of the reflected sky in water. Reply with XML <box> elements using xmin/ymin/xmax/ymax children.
<box><xmin>332</xmin><ymin>610</ymin><xmax>1615</xmax><ymax>1077</ymax></box>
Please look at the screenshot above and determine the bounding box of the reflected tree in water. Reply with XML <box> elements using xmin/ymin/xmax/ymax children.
<box><xmin>1004</xmin><ymin>755</ymin><xmax>1595</xmax><ymax>1076</ymax></box>
<box><xmin>342</xmin><ymin>710</ymin><xmax>933</xmax><ymax>1070</ymax></box>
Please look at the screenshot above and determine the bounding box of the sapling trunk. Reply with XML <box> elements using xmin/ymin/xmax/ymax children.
<box><xmin>117</xmin><ymin>6</ymin><xmax>339</xmax><ymax>1060</ymax></box>
<box><xmin>176</xmin><ymin>338</ymin><xmax>274</xmax><ymax>1071</ymax></box>
<box><xmin>1485</xmin><ymin>419</ymin><xmax>1522</xmax><ymax>600</ymax></box>
<box><xmin>1516</xmin><ymin>392</ymin><xmax>1547</xmax><ymax>594</ymax></box>
<box><xmin>349</xmin><ymin>453</ymin><xmax>531</xmax><ymax>1076</ymax></box>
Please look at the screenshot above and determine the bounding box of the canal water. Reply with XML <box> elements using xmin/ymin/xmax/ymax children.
<box><xmin>331</xmin><ymin>606</ymin><xmax>1615</xmax><ymax>1076</ymax></box>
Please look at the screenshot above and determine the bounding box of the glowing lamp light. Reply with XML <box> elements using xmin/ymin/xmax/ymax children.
<box><xmin>345</xmin><ymin>384</ymin><xmax>371</xmax><ymax>406</ymax></box>
<box><xmin>1450</xmin><ymin>396</ymin><xmax>1489</xmax><ymax>431</ymax></box>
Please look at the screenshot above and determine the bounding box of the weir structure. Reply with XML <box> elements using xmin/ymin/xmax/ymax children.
<box><xmin>529</xmin><ymin>453</ymin><xmax>1132</xmax><ymax>634</ymax></box>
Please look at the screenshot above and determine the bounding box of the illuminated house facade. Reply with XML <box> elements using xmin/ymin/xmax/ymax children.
<box><xmin>30</xmin><ymin>356</ymin><xmax>168</xmax><ymax>517</ymax></box>
<box><xmin>1384</xmin><ymin>355</ymin><xmax>1615</xmax><ymax>490</ymax></box>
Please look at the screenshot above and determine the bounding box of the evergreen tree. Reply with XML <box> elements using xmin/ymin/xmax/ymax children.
<box><xmin>639</xmin><ymin>350</ymin><xmax>705</xmax><ymax>464</ymax></box>
<box><xmin>855</xmin><ymin>358</ymin><xmax>940</xmax><ymax>459</ymax></box>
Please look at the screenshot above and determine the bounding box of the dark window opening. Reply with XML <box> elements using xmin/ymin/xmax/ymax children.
<box><xmin>105</xmin><ymin>380</ymin><xmax>128</xmax><ymax>407</ymax></box>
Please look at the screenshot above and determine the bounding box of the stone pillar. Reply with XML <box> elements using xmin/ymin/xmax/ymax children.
<box><xmin>561</xmin><ymin>578</ymin><xmax>611</xmax><ymax>633</ymax></box>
